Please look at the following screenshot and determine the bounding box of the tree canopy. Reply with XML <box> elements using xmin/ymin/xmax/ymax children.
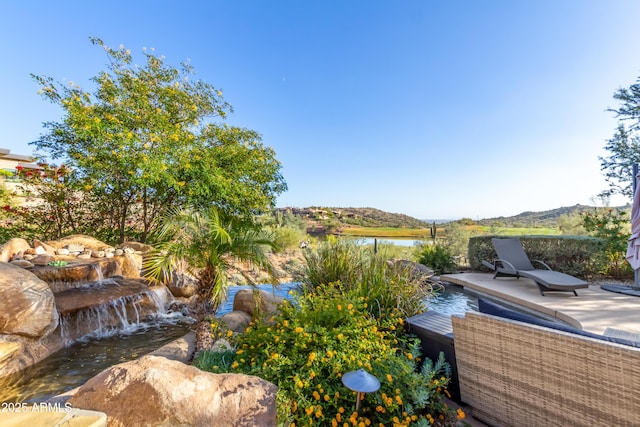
<box><xmin>600</xmin><ymin>74</ymin><xmax>640</xmax><ymax>199</ymax></box>
<box><xmin>29</xmin><ymin>37</ymin><xmax>286</xmax><ymax>243</ymax></box>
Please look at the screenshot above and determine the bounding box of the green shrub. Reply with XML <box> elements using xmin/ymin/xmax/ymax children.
<box><xmin>439</xmin><ymin>222</ymin><xmax>472</xmax><ymax>261</ymax></box>
<box><xmin>417</xmin><ymin>244</ymin><xmax>457</xmax><ymax>275</ymax></box>
<box><xmin>193</xmin><ymin>348</ymin><xmax>236</xmax><ymax>372</ymax></box>
<box><xmin>197</xmin><ymin>284</ymin><xmax>464</xmax><ymax>426</ymax></box>
<box><xmin>272</xmin><ymin>225</ymin><xmax>307</xmax><ymax>253</ymax></box>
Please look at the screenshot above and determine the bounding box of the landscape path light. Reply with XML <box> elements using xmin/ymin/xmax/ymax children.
<box><xmin>341</xmin><ymin>368</ymin><xmax>380</xmax><ymax>413</ymax></box>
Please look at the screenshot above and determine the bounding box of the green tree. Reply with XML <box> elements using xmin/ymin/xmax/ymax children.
<box><xmin>558</xmin><ymin>212</ymin><xmax>587</xmax><ymax>235</ymax></box>
<box><xmin>581</xmin><ymin>208</ymin><xmax>631</xmax><ymax>278</ymax></box>
<box><xmin>143</xmin><ymin>207</ymin><xmax>277</xmax><ymax>314</ymax></box>
<box><xmin>30</xmin><ymin>37</ymin><xmax>286</xmax><ymax>243</ymax></box>
<box><xmin>600</xmin><ymin>75</ymin><xmax>640</xmax><ymax>199</ymax></box>
<box><xmin>441</xmin><ymin>221</ymin><xmax>472</xmax><ymax>260</ymax></box>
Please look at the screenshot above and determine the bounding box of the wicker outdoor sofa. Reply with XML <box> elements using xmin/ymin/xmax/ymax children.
<box><xmin>451</xmin><ymin>305</ymin><xmax>640</xmax><ymax>427</ymax></box>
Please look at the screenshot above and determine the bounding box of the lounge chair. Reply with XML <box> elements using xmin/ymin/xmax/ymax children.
<box><xmin>482</xmin><ymin>238</ymin><xmax>588</xmax><ymax>296</ymax></box>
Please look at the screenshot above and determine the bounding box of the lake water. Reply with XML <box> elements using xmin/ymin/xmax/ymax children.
<box><xmin>349</xmin><ymin>237</ymin><xmax>425</xmax><ymax>247</ymax></box>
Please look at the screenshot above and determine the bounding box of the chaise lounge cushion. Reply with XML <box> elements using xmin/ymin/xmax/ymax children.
<box><xmin>477</xmin><ymin>298</ymin><xmax>640</xmax><ymax>348</ymax></box>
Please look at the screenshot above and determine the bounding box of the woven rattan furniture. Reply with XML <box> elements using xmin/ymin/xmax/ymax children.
<box><xmin>452</xmin><ymin>312</ymin><xmax>640</xmax><ymax>427</ymax></box>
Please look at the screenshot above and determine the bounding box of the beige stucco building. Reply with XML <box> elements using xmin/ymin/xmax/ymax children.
<box><xmin>0</xmin><ymin>149</ymin><xmax>40</xmax><ymax>202</ymax></box>
<box><xmin>0</xmin><ymin>148</ymin><xmax>38</xmax><ymax>173</ymax></box>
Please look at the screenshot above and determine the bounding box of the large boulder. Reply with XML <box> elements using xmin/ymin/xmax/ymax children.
<box><xmin>0</xmin><ymin>238</ymin><xmax>32</xmax><ymax>262</ymax></box>
<box><xmin>219</xmin><ymin>311</ymin><xmax>252</xmax><ymax>333</ymax></box>
<box><xmin>32</xmin><ymin>239</ymin><xmax>57</xmax><ymax>257</ymax></box>
<box><xmin>166</xmin><ymin>270</ymin><xmax>199</xmax><ymax>298</ymax></box>
<box><xmin>68</xmin><ymin>355</ymin><xmax>277</xmax><ymax>427</ymax></box>
<box><xmin>45</xmin><ymin>235</ymin><xmax>114</xmax><ymax>252</ymax></box>
<box><xmin>119</xmin><ymin>241</ymin><xmax>153</xmax><ymax>253</ymax></box>
<box><xmin>117</xmin><ymin>253</ymin><xmax>142</xmax><ymax>278</ymax></box>
<box><xmin>0</xmin><ymin>262</ymin><xmax>58</xmax><ymax>338</ymax></box>
<box><xmin>232</xmin><ymin>289</ymin><xmax>284</xmax><ymax>319</ymax></box>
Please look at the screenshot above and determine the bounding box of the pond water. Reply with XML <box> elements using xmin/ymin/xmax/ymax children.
<box><xmin>217</xmin><ymin>282</ymin><xmax>302</xmax><ymax>315</ymax></box>
<box><xmin>1</xmin><ymin>314</ymin><xmax>193</xmax><ymax>403</ymax></box>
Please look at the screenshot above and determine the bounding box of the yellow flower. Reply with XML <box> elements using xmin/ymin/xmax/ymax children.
<box><xmin>226</xmin><ymin>330</ymin><xmax>233</xmax><ymax>338</ymax></box>
<box><xmin>347</xmin><ymin>303</ymin><xmax>353</xmax><ymax>310</ymax></box>
<box><xmin>337</xmin><ymin>304</ymin><xmax>342</xmax><ymax>311</ymax></box>
<box><xmin>231</xmin><ymin>361</ymin><xmax>239</xmax><ymax>369</ymax></box>
<box><xmin>457</xmin><ymin>408</ymin><xmax>466</xmax><ymax>419</ymax></box>
<box><xmin>305</xmin><ymin>406</ymin><xmax>314</xmax><ymax>416</ymax></box>
<box><xmin>324</xmin><ymin>394</ymin><xmax>330</xmax><ymax>402</ymax></box>
<box><xmin>296</xmin><ymin>380</ymin><xmax>304</xmax><ymax>389</ymax></box>
<box><xmin>295</xmin><ymin>327</ymin><xmax>303</xmax><ymax>333</ymax></box>
<box><xmin>386</xmin><ymin>374</ymin><xmax>393</xmax><ymax>383</ymax></box>
<box><xmin>271</xmin><ymin>353</ymin><xmax>279</xmax><ymax>359</ymax></box>
<box><xmin>313</xmin><ymin>391</ymin><xmax>320</xmax><ymax>400</ymax></box>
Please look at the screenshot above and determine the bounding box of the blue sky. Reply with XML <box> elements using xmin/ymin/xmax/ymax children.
<box><xmin>2</xmin><ymin>1</ymin><xmax>640</xmax><ymax>220</ymax></box>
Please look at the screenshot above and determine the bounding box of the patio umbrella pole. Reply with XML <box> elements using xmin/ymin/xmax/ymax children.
<box><xmin>633</xmin><ymin>163</ymin><xmax>639</xmax><ymax>289</ymax></box>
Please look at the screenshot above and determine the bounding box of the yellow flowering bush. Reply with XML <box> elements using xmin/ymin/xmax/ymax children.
<box><xmin>197</xmin><ymin>283</ymin><xmax>464</xmax><ymax>426</ymax></box>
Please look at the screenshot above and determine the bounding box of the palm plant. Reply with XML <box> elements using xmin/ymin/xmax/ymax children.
<box><xmin>143</xmin><ymin>206</ymin><xmax>277</xmax><ymax>314</ymax></box>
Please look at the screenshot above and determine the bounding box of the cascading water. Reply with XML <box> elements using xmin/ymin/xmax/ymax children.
<box><xmin>54</xmin><ymin>276</ymin><xmax>178</xmax><ymax>345</ymax></box>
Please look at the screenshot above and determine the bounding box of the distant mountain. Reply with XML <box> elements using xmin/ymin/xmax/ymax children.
<box><xmin>278</xmin><ymin>204</ymin><xmax>633</xmax><ymax>231</ymax></box>
<box><xmin>278</xmin><ymin>206</ymin><xmax>428</xmax><ymax>229</ymax></box>
<box><xmin>474</xmin><ymin>204</ymin><xmax>631</xmax><ymax>228</ymax></box>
